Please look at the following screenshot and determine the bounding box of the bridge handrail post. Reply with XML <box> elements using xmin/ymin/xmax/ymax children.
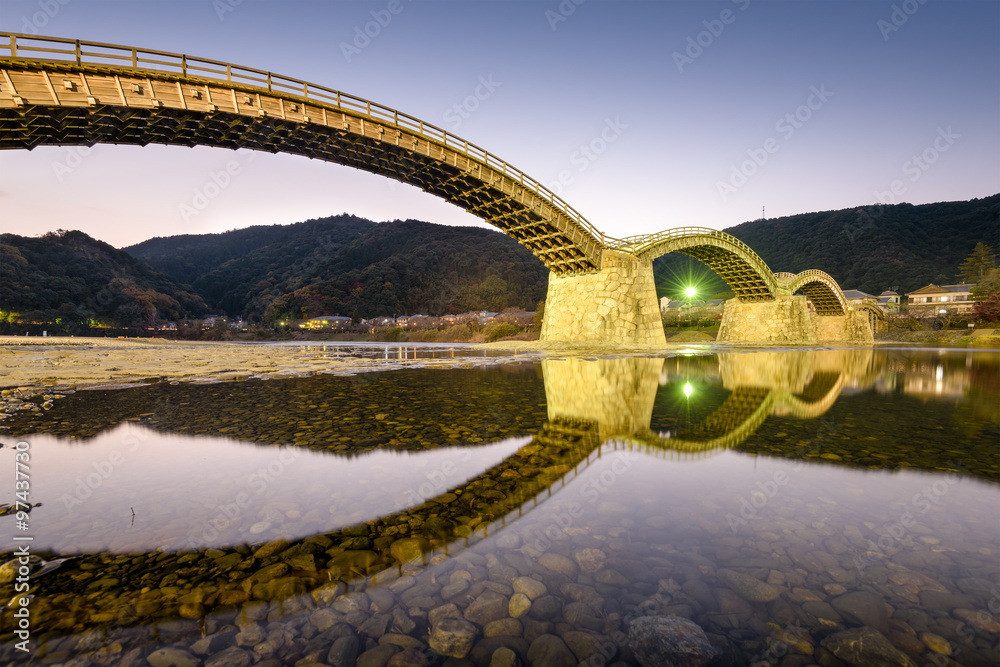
<box><xmin>75</xmin><ymin>39</ymin><xmax>81</xmax><ymax>65</ymax></box>
<box><xmin>131</xmin><ymin>47</ymin><xmax>137</xmax><ymax>69</ymax></box>
<box><xmin>8</xmin><ymin>34</ymin><xmax>15</xmax><ymax>58</ymax></box>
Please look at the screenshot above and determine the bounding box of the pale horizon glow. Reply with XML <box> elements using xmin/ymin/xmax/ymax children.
<box><xmin>0</xmin><ymin>0</ymin><xmax>997</xmax><ymax>248</ymax></box>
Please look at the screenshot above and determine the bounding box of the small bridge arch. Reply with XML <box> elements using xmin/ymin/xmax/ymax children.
<box><xmin>618</xmin><ymin>227</ymin><xmax>779</xmax><ymax>302</ymax></box>
<box><xmin>783</xmin><ymin>270</ymin><xmax>849</xmax><ymax>316</ymax></box>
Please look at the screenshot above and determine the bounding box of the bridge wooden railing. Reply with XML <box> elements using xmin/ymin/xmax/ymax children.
<box><xmin>0</xmin><ymin>32</ymin><xmax>612</xmax><ymax>248</ymax></box>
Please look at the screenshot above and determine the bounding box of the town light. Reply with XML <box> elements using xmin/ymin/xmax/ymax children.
<box><xmin>685</xmin><ymin>286</ymin><xmax>697</xmax><ymax>298</ymax></box>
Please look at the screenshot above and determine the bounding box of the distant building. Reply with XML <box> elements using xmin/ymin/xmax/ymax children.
<box><xmin>660</xmin><ymin>297</ymin><xmax>726</xmax><ymax>315</ymax></box>
<box><xmin>905</xmin><ymin>284</ymin><xmax>977</xmax><ymax>317</ymax></box>
<box><xmin>877</xmin><ymin>290</ymin><xmax>900</xmax><ymax>314</ymax></box>
<box><xmin>496</xmin><ymin>311</ymin><xmax>536</xmax><ymax>326</ymax></box>
<box><xmin>301</xmin><ymin>315</ymin><xmax>352</xmax><ymax>330</ymax></box>
<box><xmin>841</xmin><ymin>289</ymin><xmax>875</xmax><ymax>305</ymax></box>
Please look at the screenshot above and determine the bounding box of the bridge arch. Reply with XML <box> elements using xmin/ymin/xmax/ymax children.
<box><xmin>618</xmin><ymin>227</ymin><xmax>778</xmax><ymax>302</ymax></box>
<box><xmin>0</xmin><ymin>33</ymin><xmax>604</xmax><ymax>274</ymax></box>
<box><xmin>854</xmin><ymin>301</ymin><xmax>887</xmax><ymax>334</ymax></box>
<box><xmin>784</xmin><ymin>269</ymin><xmax>849</xmax><ymax>315</ymax></box>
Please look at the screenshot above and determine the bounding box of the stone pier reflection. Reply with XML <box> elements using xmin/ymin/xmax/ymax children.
<box><xmin>10</xmin><ymin>348</ymin><xmax>992</xmax><ymax>651</ymax></box>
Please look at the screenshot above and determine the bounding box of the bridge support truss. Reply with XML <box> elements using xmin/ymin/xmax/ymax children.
<box><xmin>540</xmin><ymin>250</ymin><xmax>666</xmax><ymax>346</ymax></box>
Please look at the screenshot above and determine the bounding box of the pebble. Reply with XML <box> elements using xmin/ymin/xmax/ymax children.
<box><xmin>716</xmin><ymin>568</ymin><xmax>782</xmax><ymax>602</ymax></box>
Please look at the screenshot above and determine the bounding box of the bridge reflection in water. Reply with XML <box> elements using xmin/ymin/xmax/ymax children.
<box><xmin>1</xmin><ymin>349</ymin><xmax>888</xmax><ymax>648</ymax></box>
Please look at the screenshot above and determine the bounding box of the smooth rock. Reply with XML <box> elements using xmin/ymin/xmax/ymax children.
<box><xmin>508</xmin><ymin>593</ymin><xmax>532</xmax><ymax>619</ymax></box>
<box><xmin>204</xmin><ymin>647</ymin><xmax>251</xmax><ymax>667</ymax></box>
<box><xmin>429</xmin><ymin>617</ymin><xmax>478</xmax><ymax>658</ymax></box>
<box><xmin>526</xmin><ymin>634</ymin><xmax>577</xmax><ymax>667</ymax></box>
<box><xmin>490</xmin><ymin>646</ymin><xmax>520</xmax><ymax>667</ymax></box>
<box><xmin>575</xmin><ymin>548</ymin><xmax>607</xmax><ymax>574</ymax></box>
<box><xmin>464</xmin><ymin>590</ymin><xmax>509</xmax><ymax>626</ymax></box>
<box><xmin>821</xmin><ymin>626</ymin><xmax>918</xmax><ymax>667</ymax></box>
<box><xmin>389</xmin><ymin>537</ymin><xmax>430</xmax><ymax>563</ymax></box>
<box><xmin>512</xmin><ymin>576</ymin><xmax>547</xmax><ymax>601</ymax></box>
<box><xmin>327</xmin><ymin>635</ymin><xmax>361</xmax><ymax>667</ymax></box>
<box><xmin>538</xmin><ymin>553</ymin><xmax>579</xmax><ymax>579</ymax></box>
<box><xmin>386</xmin><ymin>647</ymin><xmax>433</xmax><ymax>666</ymax></box>
<box><xmin>628</xmin><ymin>615</ymin><xmax>721</xmax><ymax>667</ymax></box>
<box><xmin>485</xmin><ymin>618</ymin><xmax>523</xmax><ymax>637</ymax></box>
<box><xmin>919</xmin><ymin>632</ymin><xmax>951</xmax><ymax>654</ymax></box>
<box><xmin>831</xmin><ymin>591</ymin><xmax>890</xmax><ymax>634</ymax></box>
<box><xmin>147</xmin><ymin>648</ymin><xmax>199</xmax><ymax>667</ymax></box>
<box><xmin>356</xmin><ymin>644</ymin><xmax>401</xmax><ymax>667</ymax></box>
<box><xmin>717</xmin><ymin>569</ymin><xmax>782</xmax><ymax>602</ymax></box>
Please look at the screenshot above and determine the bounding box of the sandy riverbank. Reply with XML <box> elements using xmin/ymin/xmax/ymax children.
<box><xmin>0</xmin><ymin>336</ymin><xmax>522</xmax><ymax>393</ymax></box>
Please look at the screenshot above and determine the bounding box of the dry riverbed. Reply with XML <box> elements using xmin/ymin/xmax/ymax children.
<box><xmin>0</xmin><ymin>336</ymin><xmax>529</xmax><ymax>422</ymax></box>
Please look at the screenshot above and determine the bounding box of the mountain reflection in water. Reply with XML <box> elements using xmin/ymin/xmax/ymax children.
<box><xmin>0</xmin><ymin>347</ymin><xmax>997</xmax><ymax>666</ymax></box>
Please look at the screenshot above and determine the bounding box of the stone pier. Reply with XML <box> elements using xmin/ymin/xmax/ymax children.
<box><xmin>540</xmin><ymin>250</ymin><xmax>666</xmax><ymax>346</ymax></box>
<box><xmin>717</xmin><ymin>295</ymin><xmax>874</xmax><ymax>345</ymax></box>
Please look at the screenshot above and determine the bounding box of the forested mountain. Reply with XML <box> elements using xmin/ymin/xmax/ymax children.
<box><xmin>7</xmin><ymin>195</ymin><xmax>994</xmax><ymax>331</ymax></box>
<box><xmin>127</xmin><ymin>216</ymin><xmax>549</xmax><ymax>322</ymax></box>
<box><xmin>0</xmin><ymin>230</ymin><xmax>208</xmax><ymax>329</ymax></box>
<box><xmin>654</xmin><ymin>194</ymin><xmax>1000</xmax><ymax>299</ymax></box>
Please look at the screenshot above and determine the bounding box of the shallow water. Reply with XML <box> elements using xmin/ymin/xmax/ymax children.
<box><xmin>0</xmin><ymin>346</ymin><xmax>998</xmax><ymax>666</ymax></box>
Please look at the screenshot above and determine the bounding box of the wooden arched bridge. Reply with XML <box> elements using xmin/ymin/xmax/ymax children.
<box><xmin>0</xmin><ymin>33</ymin><xmax>872</xmax><ymax>345</ymax></box>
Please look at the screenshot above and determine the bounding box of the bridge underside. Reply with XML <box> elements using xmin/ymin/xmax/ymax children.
<box><xmin>0</xmin><ymin>63</ymin><xmax>602</xmax><ymax>274</ymax></box>
<box><xmin>670</xmin><ymin>246</ymin><xmax>774</xmax><ymax>301</ymax></box>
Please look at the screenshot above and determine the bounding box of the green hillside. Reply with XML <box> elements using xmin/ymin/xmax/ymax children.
<box><xmin>127</xmin><ymin>216</ymin><xmax>549</xmax><ymax>323</ymax></box>
<box><xmin>0</xmin><ymin>230</ymin><xmax>208</xmax><ymax>330</ymax></box>
<box><xmin>654</xmin><ymin>194</ymin><xmax>1000</xmax><ymax>300</ymax></box>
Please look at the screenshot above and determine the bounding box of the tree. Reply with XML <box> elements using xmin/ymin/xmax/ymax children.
<box><xmin>972</xmin><ymin>268</ymin><xmax>1000</xmax><ymax>301</ymax></box>
<box><xmin>974</xmin><ymin>294</ymin><xmax>1000</xmax><ymax>323</ymax></box>
<box><xmin>959</xmin><ymin>243</ymin><xmax>997</xmax><ymax>284</ymax></box>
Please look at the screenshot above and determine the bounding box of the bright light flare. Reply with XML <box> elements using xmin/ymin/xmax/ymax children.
<box><xmin>683</xmin><ymin>382</ymin><xmax>693</xmax><ymax>398</ymax></box>
<box><xmin>685</xmin><ymin>286</ymin><xmax>697</xmax><ymax>298</ymax></box>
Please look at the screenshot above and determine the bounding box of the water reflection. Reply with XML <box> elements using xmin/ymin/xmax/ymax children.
<box><xmin>0</xmin><ymin>348</ymin><xmax>998</xmax><ymax>665</ymax></box>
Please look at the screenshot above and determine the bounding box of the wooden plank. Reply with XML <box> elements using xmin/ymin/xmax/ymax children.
<box><xmin>40</xmin><ymin>70</ymin><xmax>59</xmax><ymax>104</ymax></box>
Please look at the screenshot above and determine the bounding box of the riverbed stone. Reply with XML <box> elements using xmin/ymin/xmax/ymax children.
<box><xmin>716</xmin><ymin>569</ymin><xmax>782</xmax><ymax>602</ymax></box>
<box><xmin>512</xmin><ymin>576</ymin><xmax>547</xmax><ymax>601</ymax></box>
<box><xmin>465</xmin><ymin>590</ymin><xmax>510</xmax><ymax>626</ymax></box>
<box><xmin>831</xmin><ymin>591</ymin><xmax>890</xmax><ymax>634</ymax></box>
<box><xmin>429</xmin><ymin>617</ymin><xmax>478</xmax><ymax>658</ymax></box>
<box><xmin>575</xmin><ymin>548</ymin><xmax>607</xmax><ymax>573</ymax></box>
<box><xmin>356</xmin><ymin>644</ymin><xmax>401</xmax><ymax>667</ymax></box>
<box><xmin>821</xmin><ymin>627</ymin><xmax>918</xmax><ymax>666</ymax></box>
<box><xmin>326</xmin><ymin>635</ymin><xmax>361</xmax><ymax>667</ymax></box>
<box><xmin>526</xmin><ymin>634</ymin><xmax>577</xmax><ymax>667</ymax></box>
<box><xmin>147</xmin><ymin>648</ymin><xmax>199</xmax><ymax>667</ymax></box>
<box><xmin>484</xmin><ymin>618</ymin><xmax>523</xmax><ymax>637</ymax></box>
<box><xmin>204</xmin><ymin>647</ymin><xmax>251</xmax><ymax>667</ymax></box>
<box><xmin>509</xmin><ymin>592</ymin><xmax>532</xmax><ymax>619</ymax></box>
<box><xmin>490</xmin><ymin>646</ymin><xmax>519</xmax><ymax>667</ymax></box>
<box><xmin>538</xmin><ymin>553</ymin><xmax>578</xmax><ymax>578</ymax></box>
<box><xmin>627</xmin><ymin>615</ymin><xmax>721</xmax><ymax>667</ymax></box>
<box><xmin>390</xmin><ymin>537</ymin><xmax>430</xmax><ymax>564</ymax></box>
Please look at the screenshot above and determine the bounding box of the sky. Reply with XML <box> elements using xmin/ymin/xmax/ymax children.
<box><xmin>1</xmin><ymin>0</ymin><xmax>998</xmax><ymax>248</ymax></box>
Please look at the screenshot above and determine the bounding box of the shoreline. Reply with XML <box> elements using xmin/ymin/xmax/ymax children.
<box><xmin>3</xmin><ymin>332</ymin><xmax>996</xmax><ymax>393</ymax></box>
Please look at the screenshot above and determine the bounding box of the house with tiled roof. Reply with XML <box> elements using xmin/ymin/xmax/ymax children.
<box><xmin>905</xmin><ymin>284</ymin><xmax>977</xmax><ymax>317</ymax></box>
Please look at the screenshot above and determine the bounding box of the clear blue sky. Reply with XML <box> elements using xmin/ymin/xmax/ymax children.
<box><xmin>1</xmin><ymin>0</ymin><xmax>997</xmax><ymax>247</ymax></box>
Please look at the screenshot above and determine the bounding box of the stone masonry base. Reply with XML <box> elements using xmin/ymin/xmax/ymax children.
<box><xmin>540</xmin><ymin>250</ymin><xmax>666</xmax><ymax>346</ymax></box>
<box><xmin>717</xmin><ymin>295</ymin><xmax>874</xmax><ymax>344</ymax></box>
